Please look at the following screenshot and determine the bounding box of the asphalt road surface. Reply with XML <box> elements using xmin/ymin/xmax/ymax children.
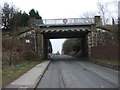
<box><xmin>36</xmin><ymin>55</ymin><xmax>118</xmax><ymax>88</ymax></box>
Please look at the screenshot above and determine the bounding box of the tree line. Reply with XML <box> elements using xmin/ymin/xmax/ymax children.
<box><xmin>1</xmin><ymin>2</ymin><xmax>42</xmax><ymax>31</ymax></box>
<box><xmin>1</xmin><ymin>2</ymin><xmax>53</xmax><ymax>53</ymax></box>
<box><xmin>62</xmin><ymin>38</ymin><xmax>81</xmax><ymax>55</ymax></box>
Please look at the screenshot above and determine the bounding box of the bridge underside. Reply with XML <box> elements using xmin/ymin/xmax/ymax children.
<box><xmin>43</xmin><ymin>31</ymin><xmax>89</xmax><ymax>39</ymax></box>
<box><xmin>39</xmin><ymin>25</ymin><xmax>93</xmax><ymax>60</ymax></box>
<box><xmin>40</xmin><ymin>25</ymin><xmax>92</xmax><ymax>39</ymax></box>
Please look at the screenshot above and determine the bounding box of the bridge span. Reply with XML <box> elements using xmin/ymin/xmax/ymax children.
<box><xmin>34</xmin><ymin>16</ymin><xmax>102</xmax><ymax>60</ymax></box>
<box><xmin>18</xmin><ymin>16</ymin><xmax>104</xmax><ymax>60</ymax></box>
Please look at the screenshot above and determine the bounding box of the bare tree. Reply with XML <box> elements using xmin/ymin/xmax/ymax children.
<box><xmin>118</xmin><ymin>1</ymin><xmax>120</xmax><ymax>41</ymax></box>
<box><xmin>0</xmin><ymin>6</ymin><xmax>2</xmax><ymax>29</ymax></box>
<box><xmin>112</xmin><ymin>0</ymin><xmax>119</xmax><ymax>24</ymax></box>
<box><xmin>2</xmin><ymin>2</ymin><xmax>16</xmax><ymax>30</ymax></box>
<box><xmin>112</xmin><ymin>0</ymin><xmax>119</xmax><ymax>7</ymax></box>
<box><xmin>97</xmin><ymin>2</ymin><xmax>110</xmax><ymax>25</ymax></box>
<box><xmin>108</xmin><ymin>0</ymin><xmax>119</xmax><ymax>24</ymax></box>
<box><xmin>81</xmin><ymin>11</ymin><xmax>96</xmax><ymax>18</ymax></box>
<box><xmin>79</xmin><ymin>11</ymin><xmax>96</xmax><ymax>24</ymax></box>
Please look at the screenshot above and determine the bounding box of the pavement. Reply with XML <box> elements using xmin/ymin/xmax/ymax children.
<box><xmin>4</xmin><ymin>60</ymin><xmax>51</xmax><ymax>89</ymax></box>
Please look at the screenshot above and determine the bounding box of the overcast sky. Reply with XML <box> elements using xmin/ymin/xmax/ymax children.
<box><xmin>0</xmin><ymin>0</ymin><xmax>118</xmax><ymax>53</ymax></box>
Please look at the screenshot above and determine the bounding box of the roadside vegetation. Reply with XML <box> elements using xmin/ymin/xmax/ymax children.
<box><xmin>90</xmin><ymin>58</ymin><xmax>119</xmax><ymax>70</ymax></box>
<box><xmin>1</xmin><ymin>2</ymin><xmax>51</xmax><ymax>87</ymax></box>
<box><xmin>2</xmin><ymin>61</ymin><xmax>40</xmax><ymax>87</ymax></box>
<box><xmin>2</xmin><ymin>35</ymin><xmax>41</xmax><ymax>87</ymax></box>
<box><xmin>2</xmin><ymin>2</ymin><xmax>42</xmax><ymax>35</ymax></box>
<box><xmin>62</xmin><ymin>38</ymin><xmax>81</xmax><ymax>55</ymax></box>
<box><xmin>95</xmin><ymin>59</ymin><xmax>119</xmax><ymax>66</ymax></box>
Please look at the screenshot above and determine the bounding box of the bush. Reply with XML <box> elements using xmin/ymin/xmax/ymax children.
<box><xmin>2</xmin><ymin>36</ymin><xmax>39</xmax><ymax>68</ymax></box>
<box><xmin>23</xmin><ymin>50</ymin><xmax>39</xmax><ymax>61</ymax></box>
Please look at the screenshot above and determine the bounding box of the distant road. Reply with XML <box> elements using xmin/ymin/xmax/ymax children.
<box><xmin>36</xmin><ymin>55</ymin><xmax>118</xmax><ymax>88</ymax></box>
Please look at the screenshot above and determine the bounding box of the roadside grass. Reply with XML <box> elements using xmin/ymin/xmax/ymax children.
<box><xmin>95</xmin><ymin>59</ymin><xmax>119</xmax><ymax>66</ymax></box>
<box><xmin>2</xmin><ymin>61</ymin><xmax>40</xmax><ymax>87</ymax></box>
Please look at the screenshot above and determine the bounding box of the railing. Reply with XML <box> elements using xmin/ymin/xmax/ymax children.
<box><xmin>36</xmin><ymin>18</ymin><xmax>95</xmax><ymax>26</ymax></box>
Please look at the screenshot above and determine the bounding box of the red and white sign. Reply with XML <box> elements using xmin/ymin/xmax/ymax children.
<box><xmin>63</xmin><ymin>19</ymin><xmax>68</xmax><ymax>24</ymax></box>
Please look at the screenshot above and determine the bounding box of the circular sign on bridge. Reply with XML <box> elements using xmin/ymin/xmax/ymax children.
<box><xmin>63</xmin><ymin>19</ymin><xmax>68</xmax><ymax>24</ymax></box>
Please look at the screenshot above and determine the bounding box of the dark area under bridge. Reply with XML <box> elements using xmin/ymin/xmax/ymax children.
<box><xmin>39</xmin><ymin>24</ymin><xmax>92</xmax><ymax>59</ymax></box>
<box><xmin>39</xmin><ymin>24</ymin><xmax>92</xmax><ymax>38</ymax></box>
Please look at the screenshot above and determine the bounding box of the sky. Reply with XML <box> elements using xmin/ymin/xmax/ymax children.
<box><xmin>0</xmin><ymin>0</ymin><xmax>99</xmax><ymax>19</ymax></box>
<box><xmin>0</xmin><ymin>0</ymin><xmax>118</xmax><ymax>53</ymax></box>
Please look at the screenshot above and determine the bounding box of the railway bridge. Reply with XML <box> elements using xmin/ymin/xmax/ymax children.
<box><xmin>19</xmin><ymin>16</ymin><xmax>105</xmax><ymax>60</ymax></box>
<box><xmin>35</xmin><ymin>16</ymin><xmax>103</xmax><ymax>60</ymax></box>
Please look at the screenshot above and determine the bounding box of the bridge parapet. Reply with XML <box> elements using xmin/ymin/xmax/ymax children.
<box><xmin>36</xmin><ymin>18</ymin><xmax>95</xmax><ymax>26</ymax></box>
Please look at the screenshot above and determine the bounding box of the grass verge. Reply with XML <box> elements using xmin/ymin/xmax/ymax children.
<box><xmin>2</xmin><ymin>61</ymin><xmax>40</xmax><ymax>87</ymax></box>
<box><xmin>90</xmin><ymin>58</ymin><xmax>119</xmax><ymax>70</ymax></box>
<box><xmin>95</xmin><ymin>59</ymin><xmax>119</xmax><ymax>66</ymax></box>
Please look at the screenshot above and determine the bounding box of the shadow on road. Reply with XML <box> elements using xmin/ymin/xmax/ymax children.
<box><xmin>51</xmin><ymin>54</ymin><xmax>86</xmax><ymax>61</ymax></box>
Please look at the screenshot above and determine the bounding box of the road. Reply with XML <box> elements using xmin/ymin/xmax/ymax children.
<box><xmin>36</xmin><ymin>55</ymin><xmax>118</xmax><ymax>88</ymax></box>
